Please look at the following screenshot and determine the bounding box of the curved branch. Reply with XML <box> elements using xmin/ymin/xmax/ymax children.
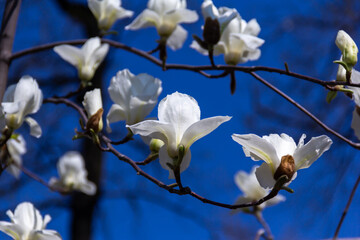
<box><xmin>250</xmin><ymin>72</ymin><xmax>360</xmax><ymax>149</ymax></box>
<box><xmin>9</xmin><ymin>39</ymin><xmax>360</xmax><ymax>88</ymax></box>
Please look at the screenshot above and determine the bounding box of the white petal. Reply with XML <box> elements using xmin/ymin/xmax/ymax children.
<box><xmin>82</xmin><ymin>37</ymin><xmax>101</xmax><ymax>61</ymax></box>
<box><xmin>263</xmin><ymin>134</ymin><xmax>297</xmax><ymax>161</ymax></box>
<box><xmin>166</xmin><ymin>25</ymin><xmax>187</xmax><ymax>50</ymax></box>
<box><xmin>158</xmin><ymin>145</ymin><xmax>191</xmax><ymax>179</ymax></box>
<box><xmin>108</xmin><ymin>69</ymin><xmax>134</xmax><ymax>107</ymax></box>
<box><xmin>351</xmin><ymin>109</ymin><xmax>360</xmax><ymax>140</ymax></box>
<box><xmin>190</xmin><ymin>40</ymin><xmax>209</xmax><ymax>55</ymax></box>
<box><xmin>293</xmin><ymin>135</ymin><xmax>332</xmax><ymax>170</ymax></box>
<box><xmin>12</xmin><ymin>202</ymin><xmax>42</xmax><ymax>230</ymax></box>
<box><xmin>58</xmin><ymin>151</ymin><xmax>85</xmax><ymax>176</ymax></box>
<box><xmin>54</xmin><ymin>45</ymin><xmax>83</xmax><ymax>66</ymax></box>
<box><xmin>163</xmin><ymin>8</ymin><xmax>198</xmax><ymax>25</ymax></box>
<box><xmin>348</xmin><ymin>69</ymin><xmax>360</xmax><ymax>106</ymax></box>
<box><xmin>106</xmin><ymin>104</ymin><xmax>127</xmax><ymax>132</ymax></box>
<box><xmin>127</xmin><ymin>120</ymin><xmax>175</xmax><ymax>148</ymax></box>
<box><xmin>25</xmin><ymin>117</ymin><xmax>42</xmax><ymax>138</ymax></box>
<box><xmin>232</xmin><ymin>134</ymin><xmax>279</xmax><ymax>172</ymax></box>
<box><xmin>78</xmin><ymin>181</ymin><xmax>97</xmax><ymax>195</ymax></box>
<box><xmin>255</xmin><ymin>163</ymin><xmax>276</xmax><ymax>189</ymax></box>
<box><xmin>158</xmin><ymin>92</ymin><xmax>200</xmax><ymax>134</ymax></box>
<box><xmin>0</xmin><ymin>221</ymin><xmax>23</xmax><ymax>239</ymax></box>
<box><xmin>232</xmin><ymin>33</ymin><xmax>264</xmax><ymax>50</ymax></box>
<box><xmin>125</xmin><ymin>9</ymin><xmax>160</xmax><ymax>30</ymax></box>
<box><xmin>13</xmin><ymin>76</ymin><xmax>43</xmax><ymax>115</ymax></box>
<box><xmin>263</xmin><ymin>194</ymin><xmax>285</xmax><ymax>208</ymax></box>
<box><xmin>180</xmin><ymin>116</ymin><xmax>231</xmax><ymax>149</ymax></box>
<box><xmin>30</xmin><ymin>230</ymin><xmax>62</xmax><ymax>240</ymax></box>
<box><xmin>201</xmin><ymin>0</ymin><xmax>218</xmax><ymax>20</ymax></box>
<box><xmin>82</xmin><ymin>88</ymin><xmax>103</xmax><ymax>117</ymax></box>
<box><xmin>88</xmin><ymin>0</ymin><xmax>101</xmax><ymax>20</ymax></box>
<box><xmin>86</xmin><ymin>43</ymin><xmax>109</xmax><ymax>70</ymax></box>
<box><xmin>243</xmin><ymin>19</ymin><xmax>261</xmax><ymax>36</ymax></box>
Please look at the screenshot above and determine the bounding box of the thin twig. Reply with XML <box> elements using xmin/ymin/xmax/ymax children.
<box><xmin>10</xmin><ymin>39</ymin><xmax>360</xmax><ymax>88</ymax></box>
<box><xmin>135</xmin><ymin>153</ymin><xmax>158</xmax><ymax>165</ymax></box>
<box><xmin>250</xmin><ymin>72</ymin><xmax>360</xmax><ymax>149</ymax></box>
<box><xmin>43</xmin><ymin>97</ymin><xmax>88</xmax><ymax>123</ymax></box>
<box><xmin>333</xmin><ymin>174</ymin><xmax>360</xmax><ymax>240</ymax></box>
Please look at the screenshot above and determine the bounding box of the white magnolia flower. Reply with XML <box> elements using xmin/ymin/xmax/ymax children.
<box><xmin>213</xmin><ymin>15</ymin><xmax>264</xmax><ymax>65</ymax></box>
<box><xmin>345</xmin><ymin>69</ymin><xmax>360</xmax><ymax>139</ymax></box>
<box><xmin>190</xmin><ymin>0</ymin><xmax>237</xmax><ymax>54</ymax></box>
<box><xmin>125</xmin><ymin>0</ymin><xmax>198</xmax><ymax>50</ymax></box>
<box><xmin>232</xmin><ymin>133</ymin><xmax>332</xmax><ymax>189</ymax></box>
<box><xmin>49</xmin><ymin>151</ymin><xmax>96</xmax><ymax>195</ymax></box>
<box><xmin>233</xmin><ymin>166</ymin><xmax>285</xmax><ymax>213</ymax></box>
<box><xmin>0</xmin><ymin>202</ymin><xmax>62</xmax><ymax>240</ymax></box>
<box><xmin>336</xmin><ymin>30</ymin><xmax>358</xmax><ymax>68</ymax></box>
<box><xmin>1</xmin><ymin>76</ymin><xmax>43</xmax><ymax>138</ymax></box>
<box><xmin>83</xmin><ymin>88</ymin><xmax>104</xmax><ymax>132</ymax></box>
<box><xmin>88</xmin><ymin>0</ymin><xmax>134</xmax><ymax>31</ymax></box>
<box><xmin>5</xmin><ymin>135</ymin><xmax>26</xmax><ymax>179</ymax></box>
<box><xmin>107</xmin><ymin>69</ymin><xmax>162</xmax><ymax>132</ymax></box>
<box><xmin>127</xmin><ymin>92</ymin><xmax>231</xmax><ymax>178</ymax></box>
<box><xmin>54</xmin><ymin>37</ymin><xmax>109</xmax><ymax>83</ymax></box>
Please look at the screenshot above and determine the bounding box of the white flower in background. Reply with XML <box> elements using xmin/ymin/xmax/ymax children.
<box><xmin>0</xmin><ymin>202</ymin><xmax>62</xmax><ymax>240</ymax></box>
<box><xmin>1</xmin><ymin>76</ymin><xmax>43</xmax><ymax>138</ymax></box>
<box><xmin>82</xmin><ymin>88</ymin><xmax>103</xmax><ymax>132</ymax></box>
<box><xmin>49</xmin><ymin>151</ymin><xmax>96</xmax><ymax>195</ymax></box>
<box><xmin>344</xmin><ymin>69</ymin><xmax>360</xmax><ymax>139</ymax></box>
<box><xmin>54</xmin><ymin>37</ymin><xmax>109</xmax><ymax>83</ymax></box>
<box><xmin>125</xmin><ymin>0</ymin><xmax>198</xmax><ymax>50</ymax></box>
<box><xmin>107</xmin><ymin>69</ymin><xmax>162</xmax><ymax>132</ymax></box>
<box><xmin>335</xmin><ymin>30</ymin><xmax>358</xmax><ymax>68</ymax></box>
<box><xmin>213</xmin><ymin>15</ymin><xmax>264</xmax><ymax>65</ymax></box>
<box><xmin>233</xmin><ymin>166</ymin><xmax>285</xmax><ymax>213</ymax></box>
<box><xmin>88</xmin><ymin>0</ymin><xmax>134</xmax><ymax>31</ymax></box>
<box><xmin>127</xmin><ymin>92</ymin><xmax>231</xmax><ymax>178</ymax></box>
<box><xmin>190</xmin><ymin>0</ymin><xmax>237</xmax><ymax>54</ymax></box>
<box><xmin>232</xmin><ymin>133</ymin><xmax>332</xmax><ymax>189</ymax></box>
<box><xmin>5</xmin><ymin>135</ymin><xmax>26</xmax><ymax>179</ymax></box>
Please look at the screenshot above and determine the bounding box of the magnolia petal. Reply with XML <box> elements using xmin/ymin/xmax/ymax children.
<box><xmin>58</xmin><ymin>151</ymin><xmax>85</xmax><ymax>176</ymax></box>
<box><xmin>88</xmin><ymin>43</ymin><xmax>109</xmax><ymax>69</ymax></box>
<box><xmin>181</xmin><ymin>116</ymin><xmax>231</xmax><ymax>149</ymax></box>
<box><xmin>125</xmin><ymin>9</ymin><xmax>160</xmax><ymax>30</ymax></box>
<box><xmin>6</xmin><ymin>165</ymin><xmax>21</xmax><ymax>179</ymax></box>
<box><xmin>348</xmin><ymin>69</ymin><xmax>360</xmax><ymax>106</ymax></box>
<box><xmin>167</xmin><ymin>25</ymin><xmax>187</xmax><ymax>50</ymax></box>
<box><xmin>78</xmin><ymin>181</ymin><xmax>97</xmax><ymax>196</ymax></box>
<box><xmin>54</xmin><ymin>45</ymin><xmax>83</xmax><ymax>66</ymax></box>
<box><xmin>25</xmin><ymin>117</ymin><xmax>42</xmax><ymax>138</ymax></box>
<box><xmin>127</xmin><ymin>120</ymin><xmax>175</xmax><ymax>146</ymax></box>
<box><xmin>263</xmin><ymin>134</ymin><xmax>297</xmax><ymax>161</ymax></box>
<box><xmin>12</xmin><ymin>202</ymin><xmax>42</xmax><ymax>230</ymax></box>
<box><xmin>293</xmin><ymin>135</ymin><xmax>332</xmax><ymax>170</ymax></box>
<box><xmin>82</xmin><ymin>88</ymin><xmax>103</xmax><ymax>117</ymax></box>
<box><xmin>351</xmin><ymin>109</ymin><xmax>360</xmax><ymax>140</ymax></box>
<box><xmin>164</xmin><ymin>8</ymin><xmax>198</xmax><ymax>25</ymax></box>
<box><xmin>158</xmin><ymin>92</ymin><xmax>200</xmax><ymax>132</ymax></box>
<box><xmin>232</xmin><ymin>134</ymin><xmax>279</xmax><ymax>170</ymax></box>
<box><xmin>106</xmin><ymin>104</ymin><xmax>127</xmax><ymax>132</ymax></box>
<box><xmin>0</xmin><ymin>221</ymin><xmax>23</xmax><ymax>239</ymax></box>
<box><xmin>88</xmin><ymin>0</ymin><xmax>101</xmax><ymax>19</ymax></box>
<box><xmin>243</xmin><ymin>19</ymin><xmax>261</xmax><ymax>36</ymax></box>
<box><xmin>263</xmin><ymin>194</ymin><xmax>285</xmax><ymax>208</ymax></box>
<box><xmin>201</xmin><ymin>0</ymin><xmax>218</xmax><ymax>20</ymax></box>
<box><xmin>297</xmin><ymin>134</ymin><xmax>307</xmax><ymax>148</ymax></box>
<box><xmin>82</xmin><ymin>37</ymin><xmax>101</xmax><ymax>61</ymax></box>
<box><xmin>108</xmin><ymin>69</ymin><xmax>134</xmax><ymax>106</ymax></box>
<box><xmin>3</xmin><ymin>85</ymin><xmax>16</xmax><ymax>102</ymax></box>
<box><xmin>190</xmin><ymin>40</ymin><xmax>209</xmax><ymax>55</ymax></box>
<box><xmin>213</xmin><ymin>41</ymin><xmax>227</xmax><ymax>55</ymax></box>
<box><xmin>158</xmin><ymin>145</ymin><xmax>191</xmax><ymax>179</ymax></box>
<box><xmin>255</xmin><ymin>163</ymin><xmax>276</xmax><ymax>189</ymax></box>
<box><xmin>232</xmin><ymin>33</ymin><xmax>264</xmax><ymax>50</ymax></box>
<box><xmin>30</xmin><ymin>230</ymin><xmax>62</xmax><ymax>240</ymax></box>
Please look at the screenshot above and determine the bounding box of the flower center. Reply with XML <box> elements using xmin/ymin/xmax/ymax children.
<box><xmin>273</xmin><ymin>154</ymin><xmax>295</xmax><ymax>181</ymax></box>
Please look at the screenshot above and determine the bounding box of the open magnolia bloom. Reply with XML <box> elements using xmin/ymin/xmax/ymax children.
<box><xmin>1</xmin><ymin>76</ymin><xmax>43</xmax><ymax>138</ymax></box>
<box><xmin>0</xmin><ymin>202</ymin><xmax>62</xmax><ymax>240</ymax></box>
<box><xmin>233</xmin><ymin>166</ymin><xmax>285</xmax><ymax>213</ymax></box>
<box><xmin>212</xmin><ymin>14</ymin><xmax>264</xmax><ymax>65</ymax></box>
<box><xmin>190</xmin><ymin>0</ymin><xmax>237</xmax><ymax>54</ymax></box>
<box><xmin>232</xmin><ymin>133</ymin><xmax>332</xmax><ymax>189</ymax></box>
<box><xmin>127</xmin><ymin>92</ymin><xmax>231</xmax><ymax>178</ymax></box>
<box><xmin>49</xmin><ymin>151</ymin><xmax>96</xmax><ymax>195</ymax></box>
<box><xmin>5</xmin><ymin>134</ymin><xmax>26</xmax><ymax>179</ymax></box>
<box><xmin>125</xmin><ymin>0</ymin><xmax>198</xmax><ymax>50</ymax></box>
<box><xmin>88</xmin><ymin>0</ymin><xmax>134</xmax><ymax>31</ymax></box>
<box><xmin>54</xmin><ymin>37</ymin><xmax>109</xmax><ymax>84</ymax></box>
<box><xmin>107</xmin><ymin>69</ymin><xmax>162</xmax><ymax>132</ymax></box>
<box><xmin>82</xmin><ymin>88</ymin><xmax>104</xmax><ymax>132</ymax></box>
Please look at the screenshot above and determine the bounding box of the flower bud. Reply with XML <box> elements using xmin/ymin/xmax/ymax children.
<box><xmin>336</xmin><ymin>30</ymin><xmax>358</xmax><ymax>68</ymax></box>
<box><xmin>149</xmin><ymin>138</ymin><xmax>164</xmax><ymax>153</ymax></box>
<box><xmin>273</xmin><ymin>154</ymin><xmax>295</xmax><ymax>181</ymax></box>
<box><xmin>203</xmin><ymin>17</ymin><xmax>220</xmax><ymax>45</ymax></box>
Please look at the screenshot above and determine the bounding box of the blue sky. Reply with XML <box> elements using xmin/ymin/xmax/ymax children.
<box><xmin>0</xmin><ymin>0</ymin><xmax>359</xmax><ymax>239</ymax></box>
